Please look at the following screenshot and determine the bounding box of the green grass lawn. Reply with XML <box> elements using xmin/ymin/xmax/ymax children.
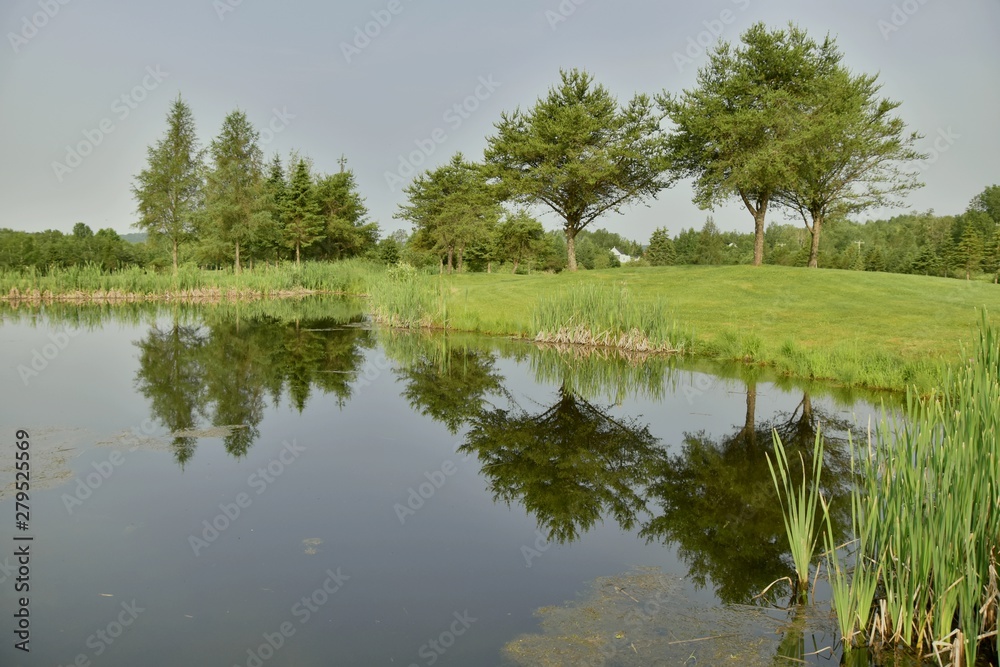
<box><xmin>416</xmin><ymin>265</ymin><xmax>1000</xmax><ymax>391</ymax></box>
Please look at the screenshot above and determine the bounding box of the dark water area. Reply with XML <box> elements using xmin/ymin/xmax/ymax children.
<box><xmin>0</xmin><ymin>298</ymin><xmax>907</xmax><ymax>666</ymax></box>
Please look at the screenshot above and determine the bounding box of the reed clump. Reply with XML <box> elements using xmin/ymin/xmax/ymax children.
<box><xmin>531</xmin><ymin>283</ymin><xmax>690</xmax><ymax>354</ymax></box>
<box><xmin>824</xmin><ymin>313</ymin><xmax>1000</xmax><ymax>666</ymax></box>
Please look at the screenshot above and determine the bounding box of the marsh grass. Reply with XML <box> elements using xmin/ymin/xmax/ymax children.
<box><xmin>531</xmin><ymin>283</ymin><xmax>691</xmax><ymax>353</ymax></box>
<box><xmin>0</xmin><ymin>259</ymin><xmax>383</xmax><ymax>301</ymax></box>
<box><xmin>821</xmin><ymin>313</ymin><xmax>1000</xmax><ymax>666</ymax></box>
<box><xmin>768</xmin><ymin>430</ymin><xmax>826</xmax><ymax>602</ymax></box>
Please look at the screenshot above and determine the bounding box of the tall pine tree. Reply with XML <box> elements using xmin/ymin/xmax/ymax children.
<box><xmin>204</xmin><ymin>110</ymin><xmax>268</xmax><ymax>272</ymax></box>
<box><xmin>282</xmin><ymin>159</ymin><xmax>324</xmax><ymax>265</ymax></box>
<box><xmin>132</xmin><ymin>95</ymin><xmax>204</xmax><ymax>273</ymax></box>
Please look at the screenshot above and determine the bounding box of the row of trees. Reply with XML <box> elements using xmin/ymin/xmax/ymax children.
<box><xmin>644</xmin><ymin>185</ymin><xmax>1000</xmax><ymax>280</ymax></box>
<box><xmin>0</xmin><ymin>224</ymin><xmax>142</xmax><ymax>272</ymax></box>
<box><xmin>132</xmin><ymin>97</ymin><xmax>376</xmax><ymax>273</ymax></box>
<box><xmin>398</xmin><ymin>22</ymin><xmax>926</xmax><ymax>271</ymax></box>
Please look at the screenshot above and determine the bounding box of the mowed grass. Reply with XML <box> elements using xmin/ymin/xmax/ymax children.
<box><xmin>6</xmin><ymin>261</ymin><xmax>999</xmax><ymax>391</ymax></box>
<box><xmin>416</xmin><ymin>265</ymin><xmax>1000</xmax><ymax>391</ymax></box>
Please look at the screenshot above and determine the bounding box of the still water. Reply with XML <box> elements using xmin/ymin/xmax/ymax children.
<box><xmin>0</xmin><ymin>298</ymin><xmax>891</xmax><ymax>666</ymax></box>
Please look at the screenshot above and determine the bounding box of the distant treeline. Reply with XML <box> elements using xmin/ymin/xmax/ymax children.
<box><xmin>4</xmin><ymin>185</ymin><xmax>999</xmax><ymax>282</ymax></box>
<box><xmin>649</xmin><ymin>184</ymin><xmax>1000</xmax><ymax>281</ymax></box>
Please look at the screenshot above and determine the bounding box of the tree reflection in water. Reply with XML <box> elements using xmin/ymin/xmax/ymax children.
<box><xmin>134</xmin><ymin>305</ymin><xmax>374</xmax><ymax>463</ymax></box>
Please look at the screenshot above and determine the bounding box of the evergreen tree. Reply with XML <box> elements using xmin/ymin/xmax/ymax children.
<box><xmin>132</xmin><ymin>95</ymin><xmax>204</xmax><ymax>273</ymax></box>
<box><xmin>396</xmin><ymin>153</ymin><xmax>500</xmax><ymax>273</ymax></box>
<box><xmin>646</xmin><ymin>227</ymin><xmax>677</xmax><ymax>266</ymax></box>
<box><xmin>864</xmin><ymin>246</ymin><xmax>887</xmax><ymax>272</ymax></box>
<box><xmin>204</xmin><ymin>110</ymin><xmax>268</xmax><ymax>272</ymax></box>
<box><xmin>493</xmin><ymin>210</ymin><xmax>544</xmax><ymax>273</ymax></box>
<box><xmin>282</xmin><ymin>159</ymin><xmax>324</xmax><ymax>265</ymax></box>
<box><xmin>954</xmin><ymin>226</ymin><xmax>984</xmax><ymax>280</ymax></box>
<box><xmin>313</xmin><ymin>165</ymin><xmax>379</xmax><ymax>260</ymax></box>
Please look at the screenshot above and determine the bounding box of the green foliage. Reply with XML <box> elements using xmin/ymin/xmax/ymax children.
<box><xmin>203</xmin><ymin>110</ymin><xmax>270</xmax><ymax>272</ymax></box>
<box><xmin>492</xmin><ymin>209</ymin><xmax>544</xmax><ymax>273</ymax></box>
<box><xmin>281</xmin><ymin>159</ymin><xmax>324</xmax><ymax>265</ymax></box>
<box><xmin>396</xmin><ymin>153</ymin><xmax>500</xmax><ymax>273</ymax></box>
<box><xmin>660</xmin><ymin>23</ymin><xmax>839</xmax><ymax>265</ymax></box>
<box><xmin>825</xmin><ymin>314</ymin><xmax>1000</xmax><ymax>664</ymax></box>
<box><xmin>131</xmin><ymin>95</ymin><xmax>204</xmax><ymax>272</ymax></box>
<box><xmin>531</xmin><ymin>282</ymin><xmax>690</xmax><ymax>352</ymax></box>
<box><xmin>773</xmin><ymin>46</ymin><xmax>926</xmax><ymax>267</ymax></box>
<box><xmin>484</xmin><ymin>68</ymin><xmax>671</xmax><ymax>271</ymax></box>
<box><xmin>767</xmin><ymin>430</ymin><xmax>825</xmax><ymax>600</ymax></box>
<box><xmin>311</xmin><ymin>166</ymin><xmax>379</xmax><ymax>261</ymax></box>
<box><xmin>0</xmin><ymin>227</ymin><xmax>143</xmax><ymax>273</ymax></box>
<box><xmin>645</xmin><ymin>227</ymin><xmax>676</xmax><ymax>266</ymax></box>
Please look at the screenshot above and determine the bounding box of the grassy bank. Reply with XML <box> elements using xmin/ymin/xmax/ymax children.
<box><xmin>371</xmin><ymin>265</ymin><xmax>1000</xmax><ymax>392</ymax></box>
<box><xmin>5</xmin><ymin>261</ymin><xmax>1000</xmax><ymax>392</ymax></box>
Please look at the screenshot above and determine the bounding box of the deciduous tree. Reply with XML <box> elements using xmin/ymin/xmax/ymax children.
<box><xmin>484</xmin><ymin>69</ymin><xmax>671</xmax><ymax>271</ymax></box>
<box><xmin>660</xmin><ymin>24</ymin><xmax>838</xmax><ymax>266</ymax></box>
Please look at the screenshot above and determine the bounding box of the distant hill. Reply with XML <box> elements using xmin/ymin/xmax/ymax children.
<box><xmin>121</xmin><ymin>232</ymin><xmax>148</xmax><ymax>244</ymax></box>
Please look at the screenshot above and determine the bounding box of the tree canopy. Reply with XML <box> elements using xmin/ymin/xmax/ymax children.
<box><xmin>484</xmin><ymin>68</ymin><xmax>672</xmax><ymax>271</ymax></box>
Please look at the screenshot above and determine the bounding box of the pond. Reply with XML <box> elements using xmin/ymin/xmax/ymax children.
<box><xmin>0</xmin><ymin>297</ymin><xmax>897</xmax><ymax>666</ymax></box>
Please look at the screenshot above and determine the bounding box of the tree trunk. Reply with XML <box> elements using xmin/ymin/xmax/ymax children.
<box><xmin>512</xmin><ymin>258</ymin><xmax>520</xmax><ymax>274</ymax></box>
<box><xmin>172</xmin><ymin>238</ymin><xmax>179</xmax><ymax>275</ymax></box>
<box><xmin>439</xmin><ymin>257</ymin><xmax>444</xmax><ymax>274</ymax></box>
<box><xmin>807</xmin><ymin>213</ymin><xmax>822</xmax><ymax>268</ymax></box>
<box><xmin>235</xmin><ymin>241</ymin><xmax>241</xmax><ymax>274</ymax></box>
<box><xmin>447</xmin><ymin>247</ymin><xmax>454</xmax><ymax>274</ymax></box>
<box><xmin>487</xmin><ymin>261</ymin><xmax>492</xmax><ymax>274</ymax></box>
<box><xmin>566</xmin><ymin>228</ymin><xmax>578</xmax><ymax>272</ymax></box>
<box><xmin>296</xmin><ymin>242</ymin><xmax>301</xmax><ymax>266</ymax></box>
<box><xmin>753</xmin><ymin>208</ymin><xmax>766</xmax><ymax>266</ymax></box>
<box><xmin>739</xmin><ymin>191</ymin><xmax>768</xmax><ymax>267</ymax></box>
<box><xmin>740</xmin><ymin>382</ymin><xmax>757</xmax><ymax>448</ymax></box>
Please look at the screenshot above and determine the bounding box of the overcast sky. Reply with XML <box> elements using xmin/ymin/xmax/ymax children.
<box><xmin>1</xmin><ymin>0</ymin><xmax>997</xmax><ymax>243</ymax></box>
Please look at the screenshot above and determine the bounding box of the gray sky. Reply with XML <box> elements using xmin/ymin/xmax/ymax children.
<box><xmin>1</xmin><ymin>0</ymin><xmax>997</xmax><ymax>243</ymax></box>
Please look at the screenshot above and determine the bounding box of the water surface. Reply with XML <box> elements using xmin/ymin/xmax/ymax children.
<box><xmin>0</xmin><ymin>298</ymin><xmax>892</xmax><ymax>666</ymax></box>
